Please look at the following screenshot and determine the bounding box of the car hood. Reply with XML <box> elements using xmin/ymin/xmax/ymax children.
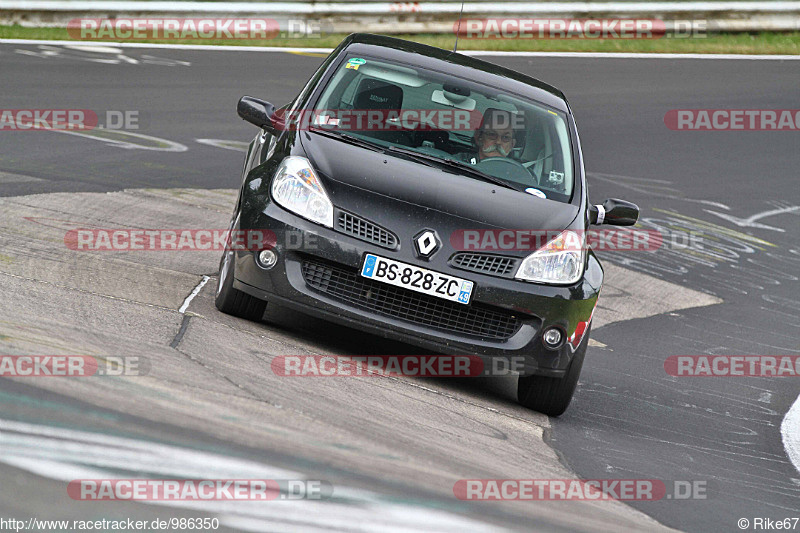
<box><xmin>301</xmin><ymin>132</ymin><xmax>579</xmax><ymax>254</ymax></box>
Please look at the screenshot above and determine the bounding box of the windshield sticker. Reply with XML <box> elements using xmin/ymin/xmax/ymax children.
<box><xmin>346</xmin><ymin>58</ymin><xmax>367</xmax><ymax>70</ymax></box>
<box><xmin>313</xmin><ymin>114</ymin><xmax>340</xmax><ymax>127</ymax></box>
<box><xmin>547</xmin><ymin>171</ymin><xmax>565</xmax><ymax>185</ymax></box>
<box><xmin>525</xmin><ymin>188</ymin><xmax>547</xmax><ymax>199</ymax></box>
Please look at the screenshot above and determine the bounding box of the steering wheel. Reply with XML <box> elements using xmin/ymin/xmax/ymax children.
<box><xmin>476</xmin><ymin>157</ymin><xmax>536</xmax><ymax>185</ymax></box>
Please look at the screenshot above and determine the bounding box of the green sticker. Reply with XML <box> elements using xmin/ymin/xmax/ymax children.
<box><xmin>347</xmin><ymin>58</ymin><xmax>366</xmax><ymax>65</ymax></box>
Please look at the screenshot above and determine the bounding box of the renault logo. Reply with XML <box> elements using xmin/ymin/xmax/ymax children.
<box><xmin>413</xmin><ymin>230</ymin><xmax>440</xmax><ymax>259</ymax></box>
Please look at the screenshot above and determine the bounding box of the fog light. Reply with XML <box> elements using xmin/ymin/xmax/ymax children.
<box><xmin>542</xmin><ymin>327</ymin><xmax>563</xmax><ymax>349</ymax></box>
<box><xmin>256</xmin><ymin>249</ymin><xmax>277</xmax><ymax>269</ymax></box>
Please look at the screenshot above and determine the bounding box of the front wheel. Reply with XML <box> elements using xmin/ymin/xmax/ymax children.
<box><xmin>516</xmin><ymin>327</ymin><xmax>590</xmax><ymax>416</ymax></box>
<box><xmin>214</xmin><ymin>251</ymin><xmax>267</xmax><ymax>321</ymax></box>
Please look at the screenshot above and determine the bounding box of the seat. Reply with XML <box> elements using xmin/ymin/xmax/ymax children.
<box><xmin>354</xmin><ymin>78</ymin><xmax>404</xmax><ymax>110</ymax></box>
<box><xmin>352</xmin><ymin>78</ymin><xmax>412</xmax><ymax>146</ymax></box>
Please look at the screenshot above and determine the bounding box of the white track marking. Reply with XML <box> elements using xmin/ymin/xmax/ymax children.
<box><xmin>0</xmin><ymin>418</ymin><xmax>503</xmax><ymax>533</ymax></box>
<box><xmin>3</xmin><ymin>39</ymin><xmax>800</xmax><ymax>60</ymax></box>
<box><xmin>195</xmin><ymin>139</ymin><xmax>249</xmax><ymax>152</ymax></box>
<box><xmin>705</xmin><ymin>206</ymin><xmax>800</xmax><ymax>232</ymax></box>
<box><xmin>63</xmin><ymin>44</ymin><xmax>124</xmax><ymax>53</ymax></box>
<box><xmin>179</xmin><ymin>275</ymin><xmax>210</xmax><ymax>313</ymax></box>
<box><xmin>464</xmin><ymin>51</ymin><xmax>800</xmax><ymax>60</ymax></box>
<box><xmin>781</xmin><ymin>395</ymin><xmax>800</xmax><ymax>475</ymax></box>
<box><xmin>48</xmin><ymin>129</ymin><xmax>188</xmax><ymax>152</ymax></box>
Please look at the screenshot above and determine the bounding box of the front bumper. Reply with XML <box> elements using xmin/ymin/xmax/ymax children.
<box><xmin>233</xmin><ymin>203</ymin><xmax>603</xmax><ymax>377</ymax></box>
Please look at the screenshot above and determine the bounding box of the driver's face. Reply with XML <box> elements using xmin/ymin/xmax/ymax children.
<box><xmin>476</xmin><ymin>126</ymin><xmax>514</xmax><ymax>160</ymax></box>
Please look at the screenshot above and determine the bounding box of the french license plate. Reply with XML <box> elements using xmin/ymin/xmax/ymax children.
<box><xmin>360</xmin><ymin>253</ymin><xmax>474</xmax><ymax>305</ymax></box>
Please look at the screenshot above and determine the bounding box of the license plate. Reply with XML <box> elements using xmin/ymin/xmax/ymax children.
<box><xmin>360</xmin><ymin>254</ymin><xmax>474</xmax><ymax>305</ymax></box>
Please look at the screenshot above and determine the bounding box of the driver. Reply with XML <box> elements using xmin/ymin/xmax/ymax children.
<box><xmin>456</xmin><ymin>108</ymin><xmax>518</xmax><ymax>165</ymax></box>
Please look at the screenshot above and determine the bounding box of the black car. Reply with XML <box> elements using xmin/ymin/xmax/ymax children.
<box><xmin>215</xmin><ymin>33</ymin><xmax>638</xmax><ymax>416</ymax></box>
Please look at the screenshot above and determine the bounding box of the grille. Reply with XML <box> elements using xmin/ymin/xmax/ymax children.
<box><xmin>451</xmin><ymin>253</ymin><xmax>518</xmax><ymax>277</ymax></box>
<box><xmin>301</xmin><ymin>258</ymin><xmax>521</xmax><ymax>340</ymax></box>
<box><xmin>336</xmin><ymin>211</ymin><xmax>398</xmax><ymax>249</ymax></box>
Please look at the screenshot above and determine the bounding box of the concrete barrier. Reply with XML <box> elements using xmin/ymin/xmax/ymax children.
<box><xmin>1</xmin><ymin>1</ymin><xmax>799</xmax><ymax>32</ymax></box>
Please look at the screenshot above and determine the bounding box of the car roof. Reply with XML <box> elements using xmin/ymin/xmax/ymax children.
<box><xmin>340</xmin><ymin>33</ymin><xmax>570</xmax><ymax>114</ymax></box>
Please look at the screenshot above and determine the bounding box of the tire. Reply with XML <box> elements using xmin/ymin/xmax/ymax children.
<box><xmin>516</xmin><ymin>327</ymin><xmax>590</xmax><ymax>417</ymax></box>
<box><xmin>214</xmin><ymin>250</ymin><xmax>267</xmax><ymax>321</ymax></box>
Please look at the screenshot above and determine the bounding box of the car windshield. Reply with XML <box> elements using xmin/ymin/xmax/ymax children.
<box><xmin>310</xmin><ymin>54</ymin><xmax>575</xmax><ymax>202</ymax></box>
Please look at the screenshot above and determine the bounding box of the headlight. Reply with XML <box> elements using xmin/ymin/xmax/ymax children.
<box><xmin>515</xmin><ymin>230</ymin><xmax>585</xmax><ymax>285</ymax></box>
<box><xmin>271</xmin><ymin>156</ymin><xmax>334</xmax><ymax>227</ymax></box>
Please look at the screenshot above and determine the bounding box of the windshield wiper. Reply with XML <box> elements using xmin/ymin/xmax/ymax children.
<box><xmin>385</xmin><ymin>146</ymin><xmax>519</xmax><ymax>191</ymax></box>
<box><xmin>312</xmin><ymin>129</ymin><xmax>385</xmax><ymax>153</ymax></box>
<box><xmin>312</xmin><ymin>133</ymin><xmax>520</xmax><ymax>192</ymax></box>
<box><xmin>379</xmin><ymin>145</ymin><xmax>449</xmax><ymax>171</ymax></box>
<box><xmin>316</xmin><ymin>133</ymin><xmax>447</xmax><ymax>174</ymax></box>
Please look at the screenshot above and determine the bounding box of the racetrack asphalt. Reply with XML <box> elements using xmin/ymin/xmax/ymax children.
<box><xmin>0</xmin><ymin>42</ymin><xmax>798</xmax><ymax>532</ymax></box>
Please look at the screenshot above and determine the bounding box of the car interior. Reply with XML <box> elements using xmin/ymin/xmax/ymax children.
<box><xmin>314</xmin><ymin>56</ymin><xmax>574</xmax><ymax>199</ymax></box>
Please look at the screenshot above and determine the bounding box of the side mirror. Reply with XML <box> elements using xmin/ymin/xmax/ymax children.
<box><xmin>590</xmin><ymin>198</ymin><xmax>639</xmax><ymax>226</ymax></box>
<box><xmin>237</xmin><ymin>96</ymin><xmax>279</xmax><ymax>133</ymax></box>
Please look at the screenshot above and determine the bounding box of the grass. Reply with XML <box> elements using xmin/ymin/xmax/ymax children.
<box><xmin>1</xmin><ymin>25</ymin><xmax>798</xmax><ymax>55</ymax></box>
